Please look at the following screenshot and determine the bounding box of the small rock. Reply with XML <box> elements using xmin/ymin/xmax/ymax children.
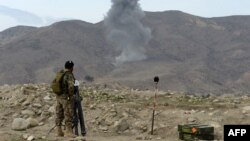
<box><xmin>38</xmin><ymin>122</ymin><xmax>44</xmax><ymax>126</ymax></box>
<box><xmin>26</xmin><ymin>118</ymin><xmax>39</xmax><ymax>128</ymax></box>
<box><xmin>21</xmin><ymin>110</ymin><xmax>35</xmax><ymax>116</ymax></box>
<box><xmin>99</xmin><ymin>125</ymin><xmax>108</xmax><ymax>131</ymax></box>
<box><xmin>144</xmin><ymin>136</ymin><xmax>152</xmax><ymax>140</ymax></box>
<box><xmin>114</xmin><ymin>119</ymin><xmax>129</xmax><ymax>132</ymax></box>
<box><xmin>187</xmin><ymin>117</ymin><xmax>196</xmax><ymax>123</ymax></box>
<box><xmin>224</xmin><ymin>111</ymin><xmax>229</xmax><ymax>114</ymax></box>
<box><xmin>213</xmin><ymin>99</ymin><xmax>219</xmax><ymax>103</ymax></box>
<box><xmin>75</xmin><ymin>136</ymin><xmax>86</xmax><ymax>141</ymax></box>
<box><xmin>242</xmin><ymin>106</ymin><xmax>250</xmax><ymax>111</ymax></box>
<box><xmin>211</xmin><ymin>122</ymin><xmax>221</xmax><ymax>128</ymax></box>
<box><xmin>44</xmin><ymin>95</ymin><xmax>51</xmax><ymax>100</ymax></box>
<box><xmin>33</xmin><ymin>103</ymin><xmax>42</xmax><ymax>108</ymax></box>
<box><xmin>23</xmin><ymin>134</ymin><xmax>29</xmax><ymax>139</ymax></box>
<box><xmin>233</xmin><ymin>100</ymin><xmax>241</xmax><ymax>104</ymax></box>
<box><xmin>90</xmin><ymin>104</ymin><xmax>96</xmax><ymax>110</ymax></box>
<box><xmin>242</xmin><ymin>110</ymin><xmax>247</xmax><ymax>114</ymax></box>
<box><xmin>156</xmin><ymin>137</ymin><xmax>162</xmax><ymax>140</ymax></box>
<box><xmin>27</xmin><ymin>135</ymin><xmax>35</xmax><ymax>141</ymax></box>
<box><xmin>136</xmin><ymin>136</ymin><xmax>143</xmax><ymax>140</ymax></box>
<box><xmin>208</xmin><ymin>112</ymin><xmax>214</xmax><ymax>116</ymax></box>
<box><xmin>134</xmin><ymin>121</ymin><xmax>148</xmax><ymax>132</ymax></box>
<box><xmin>200</xmin><ymin>111</ymin><xmax>205</xmax><ymax>113</ymax></box>
<box><xmin>48</xmin><ymin>106</ymin><xmax>55</xmax><ymax>113</ymax></box>
<box><xmin>22</xmin><ymin>101</ymin><xmax>30</xmax><ymax>106</ymax></box>
<box><xmin>12</xmin><ymin>118</ymin><xmax>28</xmax><ymax>131</ymax></box>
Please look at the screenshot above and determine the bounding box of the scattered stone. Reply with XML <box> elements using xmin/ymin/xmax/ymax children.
<box><xmin>90</xmin><ymin>104</ymin><xmax>96</xmax><ymax>110</ymax></box>
<box><xmin>26</xmin><ymin>118</ymin><xmax>39</xmax><ymax>128</ymax></box>
<box><xmin>48</xmin><ymin>106</ymin><xmax>55</xmax><ymax>113</ymax></box>
<box><xmin>187</xmin><ymin>117</ymin><xmax>196</xmax><ymax>123</ymax></box>
<box><xmin>233</xmin><ymin>100</ymin><xmax>241</xmax><ymax>104</ymax></box>
<box><xmin>22</xmin><ymin>101</ymin><xmax>31</xmax><ymax>106</ymax></box>
<box><xmin>114</xmin><ymin>119</ymin><xmax>129</xmax><ymax>132</ymax></box>
<box><xmin>136</xmin><ymin>136</ymin><xmax>143</xmax><ymax>140</ymax></box>
<box><xmin>33</xmin><ymin>103</ymin><xmax>42</xmax><ymax>108</ymax></box>
<box><xmin>224</xmin><ymin>111</ymin><xmax>228</xmax><ymax>114</ymax></box>
<box><xmin>43</xmin><ymin>95</ymin><xmax>51</xmax><ymax>101</ymax></box>
<box><xmin>200</xmin><ymin>110</ymin><xmax>205</xmax><ymax>113</ymax></box>
<box><xmin>12</xmin><ymin>118</ymin><xmax>28</xmax><ymax>131</ymax></box>
<box><xmin>23</xmin><ymin>134</ymin><xmax>29</xmax><ymax>139</ymax></box>
<box><xmin>134</xmin><ymin>121</ymin><xmax>148</xmax><ymax>132</ymax></box>
<box><xmin>38</xmin><ymin>122</ymin><xmax>44</xmax><ymax>126</ymax></box>
<box><xmin>156</xmin><ymin>137</ymin><xmax>162</xmax><ymax>140</ymax></box>
<box><xmin>99</xmin><ymin>125</ymin><xmax>108</xmax><ymax>131</ymax></box>
<box><xmin>144</xmin><ymin>136</ymin><xmax>152</xmax><ymax>140</ymax></box>
<box><xmin>27</xmin><ymin>135</ymin><xmax>35</xmax><ymax>141</ymax></box>
<box><xmin>18</xmin><ymin>98</ymin><xmax>26</xmax><ymax>103</ymax></box>
<box><xmin>21</xmin><ymin>110</ymin><xmax>35</xmax><ymax>116</ymax></box>
<box><xmin>209</xmin><ymin>122</ymin><xmax>221</xmax><ymax>128</ymax></box>
<box><xmin>242</xmin><ymin>106</ymin><xmax>250</xmax><ymax>111</ymax></box>
<box><xmin>41</xmin><ymin>111</ymin><xmax>50</xmax><ymax>117</ymax></box>
<box><xmin>242</xmin><ymin>110</ymin><xmax>247</xmax><ymax>114</ymax></box>
<box><xmin>75</xmin><ymin>136</ymin><xmax>86</xmax><ymax>141</ymax></box>
<box><xmin>213</xmin><ymin>99</ymin><xmax>219</xmax><ymax>103</ymax></box>
<box><xmin>208</xmin><ymin>112</ymin><xmax>214</xmax><ymax>116</ymax></box>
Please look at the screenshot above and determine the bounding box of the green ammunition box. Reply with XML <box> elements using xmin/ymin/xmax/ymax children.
<box><xmin>178</xmin><ymin>124</ymin><xmax>214</xmax><ymax>141</ymax></box>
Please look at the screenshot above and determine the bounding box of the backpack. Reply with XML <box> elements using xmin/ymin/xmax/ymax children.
<box><xmin>51</xmin><ymin>70</ymin><xmax>66</xmax><ymax>95</ymax></box>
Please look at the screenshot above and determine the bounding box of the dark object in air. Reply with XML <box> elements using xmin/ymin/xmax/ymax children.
<box><xmin>154</xmin><ymin>76</ymin><xmax>159</xmax><ymax>83</ymax></box>
<box><xmin>72</xmin><ymin>85</ymin><xmax>87</xmax><ymax>136</ymax></box>
<box><xmin>178</xmin><ymin>124</ymin><xmax>214</xmax><ymax>140</ymax></box>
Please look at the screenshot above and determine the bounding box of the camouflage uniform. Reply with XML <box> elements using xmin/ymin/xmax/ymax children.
<box><xmin>55</xmin><ymin>70</ymin><xmax>75</xmax><ymax>128</ymax></box>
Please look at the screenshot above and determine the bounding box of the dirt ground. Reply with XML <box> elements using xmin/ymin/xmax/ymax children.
<box><xmin>0</xmin><ymin>83</ymin><xmax>250</xmax><ymax>141</ymax></box>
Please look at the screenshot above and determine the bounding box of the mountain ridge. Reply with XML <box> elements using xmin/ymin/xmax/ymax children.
<box><xmin>1</xmin><ymin>11</ymin><xmax>250</xmax><ymax>94</ymax></box>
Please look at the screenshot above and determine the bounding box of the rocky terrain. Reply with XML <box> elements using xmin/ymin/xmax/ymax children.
<box><xmin>1</xmin><ymin>83</ymin><xmax>250</xmax><ymax>141</ymax></box>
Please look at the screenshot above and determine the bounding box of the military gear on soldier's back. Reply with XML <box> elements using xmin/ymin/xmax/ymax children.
<box><xmin>51</xmin><ymin>70</ymin><xmax>67</xmax><ymax>95</ymax></box>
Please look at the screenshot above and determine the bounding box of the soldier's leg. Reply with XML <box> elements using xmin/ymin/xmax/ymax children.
<box><xmin>63</xmin><ymin>99</ymin><xmax>76</xmax><ymax>138</ymax></box>
<box><xmin>55</xmin><ymin>99</ymin><xmax>64</xmax><ymax>136</ymax></box>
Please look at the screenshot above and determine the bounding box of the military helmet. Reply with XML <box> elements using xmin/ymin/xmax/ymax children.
<box><xmin>65</xmin><ymin>60</ymin><xmax>74</xmax><ymax>69</ymax></box>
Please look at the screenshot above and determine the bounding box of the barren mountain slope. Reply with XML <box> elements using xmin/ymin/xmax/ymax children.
<box><xmin>1</xmin><ymin>11</ymin><xmax>250</xmax><ymax>94</ymax></box>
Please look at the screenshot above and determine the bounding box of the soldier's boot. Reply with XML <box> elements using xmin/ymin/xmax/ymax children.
<box><xmin>64</xmin><ymin>126</ymin><xmax>76</xmax><ymax>138</ymax></box>
<box><xmin>56</xmin><ymin>126</ymin><xmax>64</xmax><ymax>137</ymax></box>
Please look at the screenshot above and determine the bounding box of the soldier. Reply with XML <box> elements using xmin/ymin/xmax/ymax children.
<box><xmin>55</xmin><ymin>61</ymin><xmax>76</xmax><ymax>138</ymax></box>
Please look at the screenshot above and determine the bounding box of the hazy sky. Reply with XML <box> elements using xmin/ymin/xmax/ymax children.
<box><xmin>0</xmin><ymin>0</ymin><xmax>250</xmax><ymax>31</ymax></box>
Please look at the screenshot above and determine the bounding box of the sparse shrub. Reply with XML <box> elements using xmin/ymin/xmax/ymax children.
<box><xmin>84</xmin><ymin>75</ymin><xmax>94</xmax><ymax>82</ymax></box>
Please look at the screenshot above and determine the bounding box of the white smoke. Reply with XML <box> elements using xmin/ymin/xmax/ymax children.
<box><xmin>104</xmin><ymin>0</ymin><xmax>151</xmax><ymax>65</ymax></box>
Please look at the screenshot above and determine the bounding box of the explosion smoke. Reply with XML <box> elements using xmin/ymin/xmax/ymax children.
<box><xmin>104</xmin><ymin>0</ymin><xmax>151</xmax><ymax>65</ymax></box>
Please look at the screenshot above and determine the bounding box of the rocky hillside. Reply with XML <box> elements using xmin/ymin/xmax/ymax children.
<box><xmin>0</xmin><ymin>83</ymin><xmax>250</xmax><ymax>141</ymax></box>
<box><xmin>1</xmin><ymin>11</ymin><xmax>250</xmax><ymax>94</ymax></box>
<box><xmin>0</xmin><ymin>26</ymin><xmax>37</xmax><ymax>46</ymax></box>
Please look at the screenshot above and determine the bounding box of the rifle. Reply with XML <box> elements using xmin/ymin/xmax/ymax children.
<box><xmin>72</xmin><ymin>80</ymin><xmax>87</xmax><ymax>136</ymax></box>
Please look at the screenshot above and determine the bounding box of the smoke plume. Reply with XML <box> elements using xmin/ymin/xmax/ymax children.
<box><xmin>104</xmin><ymin>0</ymin><xmax>151</xmax><ymax>65</ymax></box>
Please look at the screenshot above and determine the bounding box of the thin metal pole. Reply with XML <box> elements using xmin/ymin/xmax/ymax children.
<box><xmin>151</xmin><ymin>82</ymin><xmax>158</xmax><ymax>135</ymax></box>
